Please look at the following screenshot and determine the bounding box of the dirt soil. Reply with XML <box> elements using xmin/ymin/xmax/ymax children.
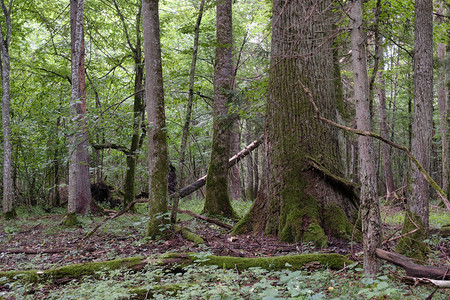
<box><xmin>0</xmin><ymin>206</ymin><xmax>448</xmax><ymax>273</ymax></box>
<box><xmin>0</xmin><ymin>211</ymin><xmax>363</xmax><ymax>273</ymax></box>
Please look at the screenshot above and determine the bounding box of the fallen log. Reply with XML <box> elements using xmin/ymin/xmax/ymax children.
<box><xmin>0</xmin><ymin>252</ymin><xmax>352</xmax><ymax>284</ymax></box>
<box><xmin>401</xmin><ymin>276</ymin><xmax>450</xmax><ymax>288</ymax></box>
<box><xmin>375</xmin><ymin>248</ymin><xmax>450</xmax><ymax>280</ymax></box>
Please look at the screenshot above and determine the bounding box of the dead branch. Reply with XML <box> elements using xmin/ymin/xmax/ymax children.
<box><xmin>300</xmin><ymin>83</ymin><xmax>450</xmax><ymax>211</ymax></box>
<box><xmin>169</xmin><ymin>206</ymin><xmax>232</xmax><ymax>230</ymax></box>
<box><xmin>0</xmin><ymin>248</ymin><xmax>71</xmax><ymax>254</ymax></box>
<box><xmin>170</xmin><ymin>135</ymin><xmax>263</xmax><ymax>199</ymax></box>
<box><xmin>376</xmin><ymin>248</ymin><xmax>450</xmax><ymax>280</ymax></box>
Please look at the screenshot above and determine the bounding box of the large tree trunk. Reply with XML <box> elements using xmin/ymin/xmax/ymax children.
<box><xmin>203</xmin><ymin>0</ymin><xmax>237</xmax><ymax>218</ymax></box>
<box><xmin>68</xmin><ymin>0</ymin><xmax>91</xmax><ymax>221</ymax></box>
<box><xmin>351</xmin><ymin>0</ymin><xmax>381</xmax><ymax>276</ymax></box>
<box><xmin>0</xmin><ymin>0</ymin><xmax>15</xmax><ymax>219</ymax></box>
<box><xmin>398</xmin><ymin>0</ymin><xmax>434</xmax><ymax>259</ymax></box>
<box><xmin>142</xmin><ymin>0</ymin><xmax>169</xmax><ymax>238</ymax></box>
<box><xmin>234</xmin><ymin>0</ymin><xmax>358</xmax><ymax>246</ymax></box>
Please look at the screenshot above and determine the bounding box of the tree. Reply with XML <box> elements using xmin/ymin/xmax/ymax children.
<box><xmin>202</xmin><ymin>0</ymin><xmax>237</xmax><ymax>218</ymax></box>
<box><xmin>112</xmin><ymin>0</ymin><xmax>146</xmax><ymax>209</ymax></box>
<box><xmin>233</xmin><ymin>0</ymin><xmax>359</xmax><ymax>246</ymax></box>
<box><xmin>436</xmin><ymin>3</ymin><xmax>447</xmax><ymax>195</ymax></box>
<box><xmin>142</xmin><ymin>0</ymin><xmax>169</xmax><ymax>238</ymax></box>
<box><xmin>397</xmin><ymin>0</ymin><xmax>433</xmax><ymax>258</ymax></box>
<box><xmin>350</xmin><ymin>0</ymin><xmax>381</xmax><ymax>276</ymax></box>
<box><xmin>171</xmin><ymin>0</ymin><xmax>207</xmax><ymax>224</ymax></box>
<box><xmin>0</xmin><ymin>0</ymin><xmax>15</xmax><ymax>219</ymax></box>
<box><xmin>67</xmin><ymin>0</ymin><xmax>92</xmax><ymax>223</ymax></box>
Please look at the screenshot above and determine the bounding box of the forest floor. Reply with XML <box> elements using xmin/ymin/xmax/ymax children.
<box><xmin>0</xmin><ymin>200</ymin><xmax>449</xmax><ymax>299</ymax></box>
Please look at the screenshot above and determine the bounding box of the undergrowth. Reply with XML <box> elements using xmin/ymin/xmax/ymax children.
<box><xmin>2</xmin><ymin>260</ymin><xmax>447</xmax><ymax>299</ymax></box>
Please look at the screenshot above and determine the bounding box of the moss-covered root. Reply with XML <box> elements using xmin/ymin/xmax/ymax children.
<box><xmin>128</xmin><ymin>284</ymin><xmax>183</xmax><ymax>300</ymax></box>
<box><xmin>174</xmin><ymin>225</ymin><xmax>205</xmax><ymax>245</ymax></box>
<box><xmin>162</xmin><ymin>252</ymin><xmax>353</xmax><ymax>271</ymax></box>
<box><xmin>3</xmin><ymin>209</ymin><xmax>17</xmax><ymax>220</ymax></box>
<box><xmin>396</xmin><ymin>212</ymin><xmax>430</xmax><ymax>260</ymax></box>
<box><xmin>63</xmin><ymin>212</ymin><xmax>79</xmax><ymax>227</ymax></box>
<box><xmin>0</xmin><ymin>256</ymin><xmax>144</xmax><ymax>284</ymax></box>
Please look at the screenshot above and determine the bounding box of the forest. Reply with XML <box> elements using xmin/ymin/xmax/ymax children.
<box><xmin>0</xmin><ymin>0</ymin><xmax>449</xmax><ymax>298</ymax></box>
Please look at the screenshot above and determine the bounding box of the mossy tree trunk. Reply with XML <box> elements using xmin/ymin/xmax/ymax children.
<box><xmin>398</xmin><ymin>0</ymin><xmax>433</xmax><ymax>258</ymax></box>
<box><xmin>234</xmin><ymin>0</ymin><xmax>358</xmax><ymax>246</ymax></box>
<box><xmin>0</xmin><ymin>0</ymin><xmax>16</xmax><ymax>219</ymax></box>
<box><xmin>203</xmin><ymin>0</ymin><xmax>237</xmax><ymax>219</ymax></box>
<box><xmin>142</xmin><ymin>0</ymin><xmax>169</xmax><ymax>238</ymax></box>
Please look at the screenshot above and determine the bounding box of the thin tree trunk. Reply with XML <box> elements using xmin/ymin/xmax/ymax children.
<box><xmin>229</xmin><ymin>121</ymin><xmax>241</xmax><ymax>200</ymax></box>
<box><xmin>119</xmin><ymin>2</ymin><xmax>145</xmax><ymax>209</ymax></box>
<box><xmin>436</xmin><ymin>4</ymin><xmax>447</xmax><ymax>193</ymax></box>
<box><xmin>351</xmin><ymin>0</ymin><xmax>381</xmax><ymax>276</ymax></box>
<box><xmin>142</xmin><ymin>0</ymin><xmax>169</xmax><ymax>238</ymax></box>
<box><xmin>0</xmin><ymin>0</ymin><xmax>15</xmax><ymax>219</ymax></box>
<box><xmin>171</xmin><ymin>0</ymin><xmax>206</xmax><ymax>224</ymax></box>
<box><xmin>203</xmin><ymin>0</ymin><xmax>236</xmax><ymax>218</ymax></box>
<box><xmin>245</xmin><ymin>125</ymin><xmax>255</xmax><ymax>200</ymax></box>
<box><xmin>377</xmin><ymin>50</ymin><xmax>395</xmax><ymax>200</ymax></box>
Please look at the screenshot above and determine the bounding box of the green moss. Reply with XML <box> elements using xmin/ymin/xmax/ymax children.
<box><xmin>231</xmin><ymin>209</ymin><xmax>252</xmax><ymax>235</ymax></box>
<box><xmin>396</xmin><ymin>212</ymin><xmax>430</xmax><ymax>261</ymax></box>
<box><xmin>302</xmin><ymin>223</ymin><xmax>328</xmax><ymax>247</ymax></box>
<box><xmin>0</xmin><ymin>257</ymin><xmax>144</xmax><ymax>284</ymax></box>
<box><xmin>323</xmin><ymin>203</ymin><xmax>361</xmax><ymax>241</ymax></box>
<box><xmin>276</xmin><ymin>178</ymin><xmax>328</xmax><ymax>247</ymax></box>
<box><xmin>188</xmin><ymin>253</ymin><xmax>352</xmax><ymax>270</ymax></box>
<box><xmin>3</xmin><ymin>209</ymin><xmax>17</xmax><ymax>220</ymax></box>
<box><xmin>174</xmin><ymin>225</ymin><xmax>205</xmax><ymax>245</ymax></box>
<box><xmin>129</xmin><ymin>284</ymin><xmax>183</xmax><ymax>299</ymax></box>
<box><xmin>63</xmin><ymin>212</ymin><xmax>79</xmax><ymax>227</ymax></box>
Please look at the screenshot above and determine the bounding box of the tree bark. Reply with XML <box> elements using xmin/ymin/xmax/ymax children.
<box><xmin>171</xmin><ymin>0</ymin><xmax>206</xmax><ymax>224</ymax></box>
<box><xmin>398</xmin><ymin>0</ymin><xmax>434</xmax><ymax>259</ymax></box>
<box><xmin>68</xmin><ymin>0</ymin><xmax>92</xmax><ymax>220</ymax></box>
<box><xmin>235</xmin><ymin>0</ymin><xmax>358</xmax><ymax>246</ymax></box>
<box><xmin>113</xmin><ymin>0</ymin><xmax>146</xmax><ymax>209</ymax></box>
<box><xmin>142</xmin><ymin>0</ymin><xmax>169</xmax><ymax>238</ymax></box>
<box><xmin>203</xmin><ymin>0</ymin><xmax>237</xmax><ymax>218</ymax></box>
<box><xmin>229</xmin><ymin>121</ymin><xmax>241</xmax><ymax>200</ymax></box>
<box><xmin>0</xmin><ymin>0</ymin><xmax>15</xmax><ymax>219</ymax></box>
<box><xmin>436</xmin><ymin>4</ymin><xmax>447</xmax><ymax>195</ymax></box>
<box><xmin>351</xmin><ymin>0</ymin><xmax>382</xmax><ymax>276</ymax></box>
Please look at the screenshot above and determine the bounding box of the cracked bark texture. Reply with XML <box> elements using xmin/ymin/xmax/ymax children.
<box><xmin>142</xmin><ymin>0</ymin><xmax>169</xmax><ymax>238</ymax></box>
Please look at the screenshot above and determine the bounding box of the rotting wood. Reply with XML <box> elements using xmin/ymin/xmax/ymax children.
<box><xmin>0</xmin><ymin>252</ymin><xmax>352</xmax><ymax>284</ymax></box>
<box><xmin>401</xmin><ymin>276</ymin><xmax>450</xmax><ymax>288</ymax></box>
<box><xmin>375</xmin><ymin>248</ymin><xmax>450</xmax><ymax>280</ymax></box>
